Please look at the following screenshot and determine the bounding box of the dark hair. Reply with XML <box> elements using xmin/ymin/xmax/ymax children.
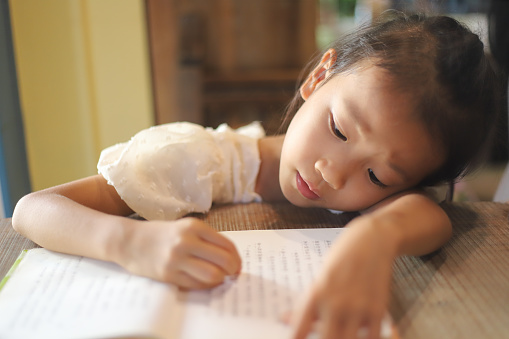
<box><xmin>283</xmin><ymin>11</ymin><xmax>501</xmax><ymax>187</ymax></box>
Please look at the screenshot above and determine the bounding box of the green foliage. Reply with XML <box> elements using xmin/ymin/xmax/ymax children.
<box><xmin>337</xmin><ymin>0</ymin><xmax>356</xmax><ymax>17</ymax></box>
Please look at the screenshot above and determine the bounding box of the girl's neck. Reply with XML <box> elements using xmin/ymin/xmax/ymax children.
<box><xmin>255</xmin><ymin>135</ymin><xmax>286</xmax><ymax>202</ymax></box>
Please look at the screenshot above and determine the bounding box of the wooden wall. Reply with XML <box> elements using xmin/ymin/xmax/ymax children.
<box><xmin>146</xmin><ymin>0</ymin><xmax>318</xmax><ymax>134</ymax></box>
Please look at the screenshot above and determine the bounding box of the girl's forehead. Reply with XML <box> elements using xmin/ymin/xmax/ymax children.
<box><xmin>322</xmin><ymin>64</ymin><xmax>388</xmax><ymax>100</ymax></box>
<box><xmin>327</xmin><ymin>65</ymin><xmax>414</xmax><ymax>116</ymax></box>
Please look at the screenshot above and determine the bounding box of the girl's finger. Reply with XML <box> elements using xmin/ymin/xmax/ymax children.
<box><xmin>172</xmin><ymin>270</ymin><xmax>211</xmax><ymax>290</ymax></box>
<box><xmin>366</xmin><ymin>319</ymin><xmax>382</xmax><ymax>339</ymax></box>
<box><xmin>336</xmin><ymin>318</ymin><xmax>362</xmax><ymax>339</ymax></box>
<box><xmin>180</xmin><ymin>256</ymin><xmax>227</xmax><ymax>285</ymax></box>
<box><xmin>188</xmin><ymin>239</ymin><xmax>241</xmax><ymax>276</ymax></box>
<box><xmin>177</xmin><ymin>219</ymin><xmax>242</xmax><ymax>273</ymax></box>
<box><xmin>290</xmin><ymin>290</ymin><xmax>318</xmax><ymax>339</ymax></box>
<box><xmin>192</xmin><ymin>223</ymin><xmax>242</xmax><ymax>272</ymax></box>
<box><xmin>193</xmin><ymin>222</ymin><xmax>240</xmax><ymax>256</ymax></box>
<box><xmin>320</xmin><ymin>309</ymin><xmax>362</xmax><ymax>339</ymax></box>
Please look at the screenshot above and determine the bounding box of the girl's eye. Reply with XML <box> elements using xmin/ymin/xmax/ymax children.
<box><xmin>368</xmin><ymin>169</ymin><xmax>387</xmax><ymax>188</ymax></box>
<box><xmin>329</xmin><ymin>113</ymin><xmax>347</xmax><ymax>141</ymax></box>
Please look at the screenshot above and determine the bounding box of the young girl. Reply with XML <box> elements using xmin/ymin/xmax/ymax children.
<box><xmin>12</xmin><ymin>11</ymin><xmax>500</xmax><ymax>339</ymax></box>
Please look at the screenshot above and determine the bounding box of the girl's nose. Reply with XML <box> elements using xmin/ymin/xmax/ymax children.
<box><xmin>315</xmin><ymin>158</ymin><xmax>346</xmax><ymax>190</ymax></box>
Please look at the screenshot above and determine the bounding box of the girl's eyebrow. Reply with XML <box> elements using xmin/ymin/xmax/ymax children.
<box><xmin>344</xmin><ymin>98</ymin><xmax>409</xmax><ymax>182</ymax></box>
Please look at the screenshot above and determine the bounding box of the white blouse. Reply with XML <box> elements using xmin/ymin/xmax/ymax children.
<box><xmin>97</xmin><ymin>122</ymin><xmax>265</xmax><ymax>221</ymax></box>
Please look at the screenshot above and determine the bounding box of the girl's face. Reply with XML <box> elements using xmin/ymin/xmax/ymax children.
<box><xmin>280</xmin><ymin>65</ymin><xmax>445</xmax><ymax>211</ymax></box>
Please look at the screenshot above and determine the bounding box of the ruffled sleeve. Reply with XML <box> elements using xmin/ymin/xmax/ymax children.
<box><xmin>97</xmin><ymin>122</ymin><xmax>264</xmax><ymax>220</ymax></box>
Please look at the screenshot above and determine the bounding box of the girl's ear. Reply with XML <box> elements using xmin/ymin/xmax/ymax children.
<box><xmin>300</xmin><ymin>49</ymin><xmax>337</xmax><ymax>100</ymax></box>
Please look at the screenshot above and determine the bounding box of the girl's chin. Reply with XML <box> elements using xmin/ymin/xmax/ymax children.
<box><xmin>281</xmin><ymin>185</ymin><xmax>307</xmax><ymax>207</ymax></box>
<box><xmin>283</xmin><ymin>189</ymin><xmax>321</xmax><ymax>208</ymax></box>
<box><xmin>283</xmin><ymin>186</ymin><xmax>359</xmax><ymax>211</ymax></box>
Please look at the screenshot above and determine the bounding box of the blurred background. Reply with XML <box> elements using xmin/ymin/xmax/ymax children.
<box><xmin>0</xmin><ymin>0</ymin><xmax>506</xmax><ymax>217</ymax></box>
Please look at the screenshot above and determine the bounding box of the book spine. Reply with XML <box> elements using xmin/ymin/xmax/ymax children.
<box><xmin>0</xmin><ymin>250</ymin><xmax>28</xmax><ymax>291</ymax></box>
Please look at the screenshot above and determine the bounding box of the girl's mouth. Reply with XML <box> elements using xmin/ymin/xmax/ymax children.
<box><xmin>296</xmin><ymin>172</ymin><xmax>320</xmax><ymax>200</ymax></box>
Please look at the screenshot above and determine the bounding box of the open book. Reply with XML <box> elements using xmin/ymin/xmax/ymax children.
<box><xmin>0</xmin><ymin>228</ymin><xmax>396</xmax><ymax>339</ymax></box>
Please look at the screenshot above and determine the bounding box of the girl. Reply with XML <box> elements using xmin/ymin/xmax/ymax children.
<box><xmin>12</xmin><ymin>11</ymin><xmax>500</xmax><ymax>339</ymax></box>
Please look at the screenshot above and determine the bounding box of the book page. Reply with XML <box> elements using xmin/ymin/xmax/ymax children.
<box><xmin>180</xmin><ymin>228</ymin><xmax>345</xmax><ymax>339</ymax></box>
<box><xmin>0</xmin><ymin>229</ymin><xmax>395</xmax><ymax>339</ymax></box>
<box><xmin>0</xmin><ymin>249</ymin><xmax>180</xmax><ymax>339</ymax></box>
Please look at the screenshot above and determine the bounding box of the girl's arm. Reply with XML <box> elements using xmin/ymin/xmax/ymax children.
<box><xmin>12</xmin><ymin>175</ymin><xmax>241</xmax><ymax>289</ymax></box>
<box><xmin>291</xmin><ymin>191</ymin><xmax>452</xmax><ymax>339</ymax></box>
<box><xmin>360</xmin><ymin>189</ymin><xmax>452</xmax><ymax>256</ymax></box>
<box><xmin>13</xmin><ymin>175</ymin><xmax>134</xmax><ymax>261</ymax></box>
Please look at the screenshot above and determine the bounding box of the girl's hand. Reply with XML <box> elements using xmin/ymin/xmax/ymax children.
<box><xmin>116</xmin><ymin>217</ymin><xmax>242</xmax><ymax>289</ymax></box>
<box><xmin>290</xmin><ymin>217</ymin><xmax>396</xmax><ymax>339</ymax></box>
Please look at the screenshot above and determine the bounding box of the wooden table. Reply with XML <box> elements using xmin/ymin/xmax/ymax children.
<box><xmin>1</xmin><ymin>201</ymin><xmax>508</xmax><ymax>338</ymax></box>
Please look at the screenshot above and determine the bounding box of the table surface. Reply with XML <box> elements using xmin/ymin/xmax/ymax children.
<box><xmin>1</xmin><ymin>201</ymin><xmax>508</xmax><ymax>339</ymax></box>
